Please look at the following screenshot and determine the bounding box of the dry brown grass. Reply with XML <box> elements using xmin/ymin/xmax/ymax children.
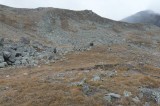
<box><xmin>126</xmin><ymin>33</ymin><xmax>152</xmax><ymax>47</ymax></box>
<box><xmin>0</xmin><ymin>45</ymin><xmax>160</xmax><ymax>106</ymax></box>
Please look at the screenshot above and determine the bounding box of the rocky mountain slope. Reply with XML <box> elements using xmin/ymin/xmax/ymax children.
<box><xmin>1</xmin><ymin>5</ymin><xmax>159</xmax><ymax>67</ymax></box>
<box><xmin>0</xmin><ymin>5</ymin><xmax>160</xmax><ymax>106</ymax></box>
<box><xmin>122</xmin><ymin>10</ymin><xmax>160</xmax><ymax>27</ymax></box>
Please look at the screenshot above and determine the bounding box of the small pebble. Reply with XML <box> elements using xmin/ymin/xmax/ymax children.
<box><xmin>6</xmin><ymin>75</ymin><xmax>10</xmax><ymax>78</ymax></box>
<box><xmin>23</xmin><ymin>73</ymin><xmax>28</xmax><ymax>76</ymax></box>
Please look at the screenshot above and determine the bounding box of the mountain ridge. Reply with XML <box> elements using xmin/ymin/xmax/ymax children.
<box><xmin>122</xmin><ymin>10</ymin><xmax>160</xmax><ymax>27</ymax></box>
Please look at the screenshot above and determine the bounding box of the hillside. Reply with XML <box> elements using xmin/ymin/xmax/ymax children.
<box><xmin>122</xmin><ymin>10</ymin><xmax>160</xmax><ymax>27</ymax></box>
<box><xmin>0</xmin><ymin>5</ymin><xmax>160</xmax><ymax>106</ymax></box>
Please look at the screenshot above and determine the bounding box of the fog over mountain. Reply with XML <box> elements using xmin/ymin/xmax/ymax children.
<box><xmin>122</xmin><ymin>10</ymin><xmax>160</xmax><ymax>27</ymax></box>
<box><xmin>149</xmin><ymin>0</ymin><xmax>160</xmax><ymax>13</ymax></box>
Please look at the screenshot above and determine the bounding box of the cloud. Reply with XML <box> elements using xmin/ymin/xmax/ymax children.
<box><xmin>0</xmin><ymin>0</ymin><xmax>158</xmax><ymax>20</ymax></box>
<box><xmin>148</xmin><ymin>0</ymin><xmax>160</xmax><ymax>13</ymax></box>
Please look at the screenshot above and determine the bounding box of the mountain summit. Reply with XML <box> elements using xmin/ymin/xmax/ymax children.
<box><xmin>122</xmin><ymin>10</ymin><xmax>160</xmax><ymax>27</ymax></box>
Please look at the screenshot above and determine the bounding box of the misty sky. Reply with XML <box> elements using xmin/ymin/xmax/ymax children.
<box><xmin>0</xmin><ymin>0</ymin><xmax>160</xmax><ymax>20</ymax></box>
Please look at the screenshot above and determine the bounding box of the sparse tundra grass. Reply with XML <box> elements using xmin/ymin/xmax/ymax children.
<box><xmin>0</xmin><ymin>45</ymin><xmax>159</xmax><ymax>106</ymax></box>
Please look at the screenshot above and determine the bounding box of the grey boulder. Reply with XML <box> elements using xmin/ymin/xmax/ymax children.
<box><xmin>0</xmin><ymin>56</ymin><xmax>4</xmax><ymax>63</ymax></box>
<box><xmin>0</xmin><ymin>62</ymin><xmax>7</xmax><ymax>68</ymax></box>
<box><xmin>3</xmin><ymin>51</ymin><xmax>11</xmax><ymax>59</ymax></box>
<box><xmin>140</xmin><ymin>88</ymin><xmax>160</xmax><ymax>104</ymax></box>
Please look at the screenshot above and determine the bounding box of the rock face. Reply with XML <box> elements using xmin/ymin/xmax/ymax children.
<box><xmin>122</xmin><ymin>10</ymin><xmax>160</xmax><ymax>27</ymax></box>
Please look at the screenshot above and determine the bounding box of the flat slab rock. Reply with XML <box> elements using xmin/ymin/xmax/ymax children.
<box><xmin>104</xmin><ymin>93</ymin><xmax>121</xmax><ymax>102</ymax></box>
<box><xmin>105</xmin><ymin>93</ymin><xmax>121</xmax><ymax>98</ymax></box>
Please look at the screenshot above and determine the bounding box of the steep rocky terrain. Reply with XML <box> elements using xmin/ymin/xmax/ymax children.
<box><xmin>122</xmin><ymin>10</ymin><xmax>160</xmax><ymax>27</ymax></box>
<box><xmin>0</xmin><ymin>4</ymin><xmax>160</xmax><ymax>106</ymax></box>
